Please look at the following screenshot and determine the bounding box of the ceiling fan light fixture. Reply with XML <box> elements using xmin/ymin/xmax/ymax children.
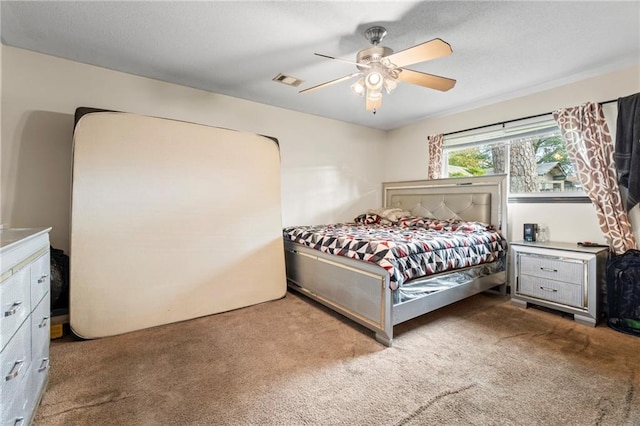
<box><xmin>366</xmin><ymin>88</ymin><xmax>382</xmax><ymax>101</ymax></box>
<box><xmin>350</xmin><ymin>78</ymin><xmax>365</xmax><ymax>96</ymax></box>
<box><xmin>366</xmin><ymin>92</ymin><xmax>382</xmax><ymax>111</ymax></box>
<box><xmin>383</xmin><ymin>78</ymin><xmax>397</xmax><ymax>94</ymax></box>
<box><xmin>365</xmin><ymin>71</ymin><xmax>383</xmax><ymax>90</ymax></box>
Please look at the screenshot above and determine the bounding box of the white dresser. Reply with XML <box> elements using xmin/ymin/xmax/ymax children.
<box><xmin>1</xmin><ymin>228</ymin><xmax>51</xmax><ymax>426</ymax></box>
<box><xmin>510</xmin><ymin>241</ymin><xmax>608</xmax><ymax>326</ymax></box>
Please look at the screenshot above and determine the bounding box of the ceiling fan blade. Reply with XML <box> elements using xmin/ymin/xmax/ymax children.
<box><xmin>299</xmin><ymin>72</ymin><xmax>361</xmax><ymax>94</ymax></box>
<box><xmin>385</xmin><ymin>38</ymin><xmax>452</xmax><ymax>68</ymax></box>
<box><xmin>396</xmin><ymin>68</ymin><xmax>456</xmax><ymax>91</ymax></box>
<box><xmin>314</xmin><ymin>53</ymin><xmax>371</xmax><ymax>69</ymax></box>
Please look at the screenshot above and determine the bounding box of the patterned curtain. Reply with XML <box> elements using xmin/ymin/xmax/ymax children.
<box><xmin>553</xmin><ymin>102</ymin><xmax>636</xmax><ymax>254</ymax></box>
<box><xmin>427</xmin><ymin>134</ymin><xmax>444</xmax><ymax>179</ymax></box>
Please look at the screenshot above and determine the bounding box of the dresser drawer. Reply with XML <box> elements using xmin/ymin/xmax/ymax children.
<box><xmin>518</xmin><ymin>275</ymin><xmax>584</xmax><ymax>308</ymax></box>
<box><xmin>0</xmin><ymin>320</ymin><xmax>31</xmax><ymax>419</ymax></box>
<box><xmin>0</xmin><ymin>398</ymin><xmax>30</xmax><ymax>426</ymax></box>
<box><xmin>519</xmin><ymin>253</ymin><xmax>585</xmax><ymax>285</ymax></box>
<box><xmin>0</xmin><ymin>268</ymin><xmax>30</xmax><ymax>351</ymax></box>
<box><xmin>30</xmin><ymin>252</ymin><xmax>50</xmax><ymax>308</ymax></box>
<box><xmin>31</xmin><ymin>293</ymin><xmax>51</xmax><ymax>371</ymax></box>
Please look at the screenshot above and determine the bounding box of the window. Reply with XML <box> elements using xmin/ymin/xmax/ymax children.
<box><xmin>442</xmin><ymin>117</ymin><xmax>588</xmax><ymax>203</ymax></box>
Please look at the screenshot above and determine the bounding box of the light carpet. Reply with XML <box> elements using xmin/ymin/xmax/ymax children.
<box><xmin>34</xmin><ymin>291</ymin><xmax>640</xmax><ymax>425</ymax></box>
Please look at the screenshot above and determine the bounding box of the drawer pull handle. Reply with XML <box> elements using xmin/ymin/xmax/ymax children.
<box><xmin>540</xmin><ymin>286</ymin><xmax>558</xmax><ymax>293</ymax></box>
<box><xmin>540</xmin><ymin>267</ymin><xmax>558</xmax><ymax>273</ymax></box>
<box><xmin>39</xmin><ymin>316</ymin><xmax>50</xmax><ymax>328</ymax></box>
<box><xmin>5</xmin><ymin>359</ymin><xmax>25</xmax><ymax>381</ymax></box>
<box><xmin>37</xmin><ymin>273</ymin><xmax>49</xmax><ymax>283</ymax></box>
<box><xmin>4</xmin><ymin>301</ymin><xmax>23</xmax><ymax>317</ymax></box>
<box><xmin>38</xmin><ymin>358</ymin><xmax>50</xmax><ymax>372</ymax></box>
<box><xmin>14</xmin><ymin>417</ymin><xmax>25</xmax><ymax>426</ymax></box>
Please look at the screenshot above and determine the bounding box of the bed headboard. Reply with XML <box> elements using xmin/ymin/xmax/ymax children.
<box><xmin>382</xmin><ymin>175</ymin><xmax>507</xmax><ymax>232</ymax></box>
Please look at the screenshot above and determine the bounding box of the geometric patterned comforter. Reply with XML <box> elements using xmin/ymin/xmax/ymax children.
<box><xmin>283</xmin><ymin>217</ymin><xmax>507</xmax><ymax>291</ymax></box>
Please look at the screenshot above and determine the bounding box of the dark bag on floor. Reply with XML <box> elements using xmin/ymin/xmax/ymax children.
<box><xmin>606</xmin><ymin>249</ymin><xmax>640</xmax><ymax>336</ymax></box>
<box><xmin>50</xmin><ymin>246</ymin><xmax>69</xmax><ymax>311</ymax></box>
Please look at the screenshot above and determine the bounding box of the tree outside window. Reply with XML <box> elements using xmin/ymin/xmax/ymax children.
<box><xmin>444</xmin><ymin>134</ymin><xmax>582</xmax><ymax>194</ymax></box>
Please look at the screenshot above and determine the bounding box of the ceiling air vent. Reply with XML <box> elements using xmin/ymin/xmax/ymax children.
<box><xmin>272</xmin><ymin>73</ymin><xmax>304</xmax><ymax>87</ymax></box>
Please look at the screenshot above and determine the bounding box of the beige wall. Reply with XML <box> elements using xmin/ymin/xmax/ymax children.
<box><xmin>385</xmin><ymin>65</ymin><xmax>640</xmax><ymax>245</ymax></box>
<box><xmin>1</xmin><ymin>46</ymin><xmax>386</xmax><ymax>253</ymax></box>
<box><xmin>3</xmin><ymin>45</ymin><xmax>638</xmax><ymax>253</ymax></box>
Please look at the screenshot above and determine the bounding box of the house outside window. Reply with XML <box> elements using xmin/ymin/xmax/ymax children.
<box><xmin>442</xmin><ymin>117</ymin><xmax>588</xmax><ymax>202</ymax></box>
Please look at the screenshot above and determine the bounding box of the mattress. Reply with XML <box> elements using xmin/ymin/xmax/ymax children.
<box><xmin>283</xmin><ymin>217</ymin><xmax>506</xmax><ymax>290</ymax></box>
<box><xmin>70</xmin><ymin>110</ymin><xmax>286</xmax><ymax>338</ymax></box>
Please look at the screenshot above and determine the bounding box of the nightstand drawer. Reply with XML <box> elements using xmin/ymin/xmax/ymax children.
<box><xmin>518</xmin><ymin>275</ymin><xmax>584</xmax><ymax>308</ymax></box>
<box><xmin>519</xmin><ymin>254</ymin><xmax>584</xmax><ymax>285</ymax></box>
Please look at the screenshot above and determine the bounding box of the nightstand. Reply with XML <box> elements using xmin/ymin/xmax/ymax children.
<box><xmin>510</xmin><ymin>241</ymin><xmax>608</xmax><ymax>326</ymax></box>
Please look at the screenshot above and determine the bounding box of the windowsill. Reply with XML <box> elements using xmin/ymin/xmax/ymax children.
<box><xmin>508</xmin><ymin>193</ymin><xmax>590</xmax><ymax>203</ymax></box>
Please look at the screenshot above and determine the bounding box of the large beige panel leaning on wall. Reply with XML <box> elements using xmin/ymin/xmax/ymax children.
<box><xmin>70</xmin><ymin>111</ymin><xmax>286</xmax><ymax>338</ymax></box>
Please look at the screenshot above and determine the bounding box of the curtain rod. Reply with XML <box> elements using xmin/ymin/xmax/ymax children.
<box><xmin>443</xmin><ymin>98</ymin><xmax>618</xmax><ymax>137</ymax></box>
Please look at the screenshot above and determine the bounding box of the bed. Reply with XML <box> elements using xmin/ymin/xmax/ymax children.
<box><xmin>283</xmin><ymin>175</ymin><xmax>508</xmax><ymax>346</ymax></box>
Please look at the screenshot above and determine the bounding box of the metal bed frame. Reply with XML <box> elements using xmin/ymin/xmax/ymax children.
<box><xmin>284</xmin><ymin>175</ymin><xmax>508</xmax><ymax>346</ymax></box>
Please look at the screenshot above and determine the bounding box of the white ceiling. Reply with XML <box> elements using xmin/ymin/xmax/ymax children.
<box><xmin>1</xmin><ymin>1</ymin><xmax>639</xmax><ymax>130</ymax></box>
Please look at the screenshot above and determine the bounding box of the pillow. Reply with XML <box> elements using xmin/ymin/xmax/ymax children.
<box><xmin>449</xmin><ymin>220</ymin><xmax>490</xmax><ymax>232</ymax></box>
<box><xmin>353</xmin><ymin>213</ymin><xmax>381</xmax><ymax>224</ymax></box>
<box><xmin>367</xmin><ymin>208</ymin><xmax>412</xmax><ymax>223</ymax></box>
<box><xmin>398</xmin><ymin>216</ymin><xmax>489</xmax><ymax>232</ymax></box>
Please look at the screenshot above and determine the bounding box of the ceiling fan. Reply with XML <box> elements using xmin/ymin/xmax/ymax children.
<box><xmin>300</xmin><ymin>26</ymin><xmax>456</xmax><ymax>112</ymax></box>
